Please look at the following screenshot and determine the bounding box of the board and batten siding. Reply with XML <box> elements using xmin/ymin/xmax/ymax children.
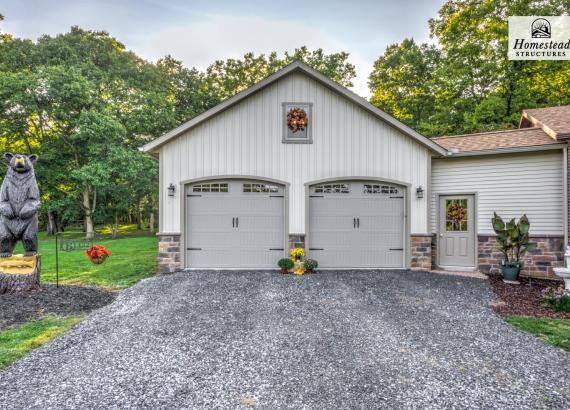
<box><xmin>431</xmin><ymin>151</ymin><xmax>564</xmax><ymax>235</ymax></box>
<box><xmin>160</xmin><ymin>71</ymin><xmax>431</xmax><ymax>234</ymax></box>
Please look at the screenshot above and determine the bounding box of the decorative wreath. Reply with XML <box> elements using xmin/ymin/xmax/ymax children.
<box><xmin>286</xmin><ymin>107</ymin><xmax>308</xmax><ymax>133</ymax></box>
<box><xmin>447</xmin><ymin>203</ymin><xmax>466</xmax><ymax>223</ymax></box>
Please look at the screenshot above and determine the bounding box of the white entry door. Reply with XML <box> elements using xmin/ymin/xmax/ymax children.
<box><xmin>308</xmin><ymin>181</ymin><xmax>406</xmax><ymax>268</ymax></box>
<box><xmin>185</xmin><ymin>180</ymin><xmax>285</xmax><ymax>269</ymax></box>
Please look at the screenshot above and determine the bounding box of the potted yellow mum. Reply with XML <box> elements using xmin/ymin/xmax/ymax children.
<box><xmin>290</xmin><ymin>247</ymin><xmax>305</xmax><ymax>275</ymax></box>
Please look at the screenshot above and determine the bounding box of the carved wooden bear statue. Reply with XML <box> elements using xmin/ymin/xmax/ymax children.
<box><xmin>0</xmin><ymin>153</ymin><xmax>40</xmax><ymax>257</ymax></box>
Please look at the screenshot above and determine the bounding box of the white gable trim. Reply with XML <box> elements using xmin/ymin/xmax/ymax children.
<box><xmin>142</xmin><ymin>61</ymin><xmax>447</xmax><ymax>155</ymax></box>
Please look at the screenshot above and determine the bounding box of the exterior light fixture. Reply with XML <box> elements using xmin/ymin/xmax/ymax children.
<box><xmin>416</xmin><ymin>185</ymin><xmax>424</xmax><ymax>199</ymax></box>
<box><xmin>167</xmin><ymin>183</ymin><xmax>176</xmax><ymax>197</ymax></box>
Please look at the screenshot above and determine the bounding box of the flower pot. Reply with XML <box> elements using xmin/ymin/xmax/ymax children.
<box><xmin>90</xmin><ymin>256</ymin><xmax>108</xmax><ymax>265</ymax></box>
<box><xmin>501</xmin><ymin>264</ymin><xmax>521</xmax><ymax>282</ymax></box>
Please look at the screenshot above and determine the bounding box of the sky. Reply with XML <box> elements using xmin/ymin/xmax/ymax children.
<box><xmin>0</xmin><ymin>0</ymin><xmax>445</xmax><ymax>97</ymax></box>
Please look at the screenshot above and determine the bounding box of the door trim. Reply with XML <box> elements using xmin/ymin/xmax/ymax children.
<box><xmin>180</xmin><ymin>175</ymin><xmax>290</xmax><ymax>269</ymax></box>
<box><xmin>435</xmin><ymin>192</ymin><xmax>478</xmax><ymax>270</ymax></box>
<box><xmin>304</xmin><ymin>177</ymin><xmax>411</xmax><ymax>269</ymax></box>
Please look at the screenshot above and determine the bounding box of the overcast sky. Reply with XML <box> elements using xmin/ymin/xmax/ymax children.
<box><xmin>1</xmin><ymin>0</ymin><xmax>445</xmax><ymax>97</ymax></box>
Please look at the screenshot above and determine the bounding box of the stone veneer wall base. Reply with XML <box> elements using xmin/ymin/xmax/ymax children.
<box><xmin>411</xmin><ymin>234</ymin><xmax>433</xmax><ymax>271</ymax></box>
<box><xmin>478</xmin><ymin>234</ymin><xmax>564</xmax><ymax>280</ymax></box>
<box><xmin>157</xmin><ymin>233</ymin><xmax>181</xmax><ymax>274</ymax></box>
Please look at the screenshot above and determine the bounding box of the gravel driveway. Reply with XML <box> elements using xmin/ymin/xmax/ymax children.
<box><xmin>1</xmin><ymin>271</ymin><xmax>569</xmax><ymax>409</ymax></box>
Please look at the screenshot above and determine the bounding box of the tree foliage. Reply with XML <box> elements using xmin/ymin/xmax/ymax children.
<box><xmin>0</xmin><ymin>21</ymin><xmax>357</xmax><ymax>236</ymax></box>
<box><xmin>369</xmin><ymin>0</ymin><xmax>570</xmax><ymax>137</ymax></box>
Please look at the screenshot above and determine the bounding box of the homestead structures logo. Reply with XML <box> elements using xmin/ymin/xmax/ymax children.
<box><xmin>531</xmin><ymin>18</ymin><xmax>551</xmax><ymax>38</ymax></box>
<box><xmin>509</xmin><ymin>16</ymin><xmax>570</xmax><ymax>60</ymax></box>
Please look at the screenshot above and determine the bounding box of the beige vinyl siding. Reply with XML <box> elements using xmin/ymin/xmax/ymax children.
<box><xmin>431</xmin><ymin>151</ymin><xmax>564</xmax><ymax>235</ymax></box>
<box><xmin>160</xmin><ymin>71</ymin><xmax>431</xmax><ymax>234</ymax></box>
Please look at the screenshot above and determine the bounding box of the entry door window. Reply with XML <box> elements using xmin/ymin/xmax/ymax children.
<box><xmin>445</xmin><ymin>199</ymin><xmax>468</xmax><ymax>232</ymax></box>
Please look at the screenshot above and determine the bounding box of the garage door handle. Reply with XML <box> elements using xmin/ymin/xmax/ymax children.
<box><xmin>236</xmin><ymin>217</ymin><xmax>239</xmax><ymax>228</ymax></box>
<box><xmin>269</xmin><ymin>248</ymin><xmax>284</xmax><ymax>251</ymax></box>
<box><xmin>353</xmin><ymin>218</ymin><xmax>356</xmax><ymax>228</ymax></box>
<box><xmin>309</xmin><ymin>248</ymin><xmax>324</xmax><ymax>251</ymax></box>
<box><xmin>357</xmin><ymin>217</ymin><xmax>360</xmax><ymax>228</ymax></box>
<box><xmin>187</xmin><ymin>248</ymin><xmax>202</xmax><ymax>251</ymax></box>
<box><xmin>389</xmin><ymin>248</ymin><xmax>404</xmax><ymax>251</ymax></box>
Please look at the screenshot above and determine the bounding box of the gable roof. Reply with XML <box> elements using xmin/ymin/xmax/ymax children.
<box><xmin>432</xmin><ymin>127</ymin><xmax>563</xmax><ymax>156</ymax></box>
<box><xmin>142</xmin><ymin>61</ymin><xmax>446</xmax><ymax>155</ymax></box>
<box><xmin>520</xmin><ymin>105</ymin><xmax>570</xmax><ymax>140</ymax></box>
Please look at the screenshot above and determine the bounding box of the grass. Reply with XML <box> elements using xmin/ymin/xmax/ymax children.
<box><xmin>13</xmin><ymin>225</ymin><xmax>158</xmax><ymax>289</ymax></box>
<box><xmin>0</xmin><ymin>316</ymin><xmax>82</xmax><ymax>369</ymax></box>
<box><xmin>506</xmin><ymin>316</ymin><xmax>570</xmax><ymax>351</ymax></box>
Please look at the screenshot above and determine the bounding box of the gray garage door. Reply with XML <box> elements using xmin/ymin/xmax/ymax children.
<box><xmin>185</xmin><ymin>180</ymin><xmax>285</xmax><ymax>269</ymax></box>
<box><xmin>309</xmin><ymin>181</ymin><xmax>405</xmax><ymax>268</ymax></box>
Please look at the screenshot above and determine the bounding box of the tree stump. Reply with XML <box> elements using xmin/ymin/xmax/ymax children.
<box><xmin>0</xmin><ymin>255</ymin><xmax>41</xmax><ymax>294</ymax></box>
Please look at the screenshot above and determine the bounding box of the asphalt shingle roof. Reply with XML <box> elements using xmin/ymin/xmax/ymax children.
<box><xmin>432</xmin><ymin>127</ymin><xmax>561</xmax><ymax>153</ymax></box>
<box><xmin>522</xmin><ymin>105</ymin><xmax>570</xmax><ymax>139</ymax></box>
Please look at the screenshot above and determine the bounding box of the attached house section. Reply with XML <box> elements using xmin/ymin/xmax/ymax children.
<box><xmin>432</xmin><ymin>127</ymin><xmax>566</xmax><ymax>279</ymax></box>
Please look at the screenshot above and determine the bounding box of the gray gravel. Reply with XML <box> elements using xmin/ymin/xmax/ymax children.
<box><xmin>1</xmin><ymin>270</ymin><xmax>569</xmax><ymax>409</ymax></box>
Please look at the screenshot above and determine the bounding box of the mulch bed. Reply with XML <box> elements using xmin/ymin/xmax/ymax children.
<box><xmin>0</xmin><ymin>284</ymin><xmax>116</xmax><ymax>330</ymax></box>
<box><xmin>488</xmin><ymin>274</ymin><xmax>570</xmax><ymax>319</ymax></box>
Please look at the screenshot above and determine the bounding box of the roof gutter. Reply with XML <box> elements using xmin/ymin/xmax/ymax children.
<box><xmin>438</xmin><ymin>143</ymin><xmax>564</xmax><ymax>158</ymax></box>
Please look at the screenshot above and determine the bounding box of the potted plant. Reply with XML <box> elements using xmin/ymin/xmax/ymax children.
<box><xmin>85</xmin><ymin>245</ymin><xmax>111</xmax><ymax>265</ymax></box>
<box><xmin>304</xmin><ymin>258</ymin><xmax>318</xmax><ymax>273</ymax></box>
<box><xmin>278</xmin><ymin>258</ymin><xmax>294</xmax><ymax>274</ymax></box>
<box><xmin>491</xmin><ymin>212</ymin><xmax>536</xmax><ymax>282</ymax></box>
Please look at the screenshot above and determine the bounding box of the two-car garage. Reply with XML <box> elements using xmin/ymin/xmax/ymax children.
<box><xmin>184</xmin><ymin>179</ymin><xmax>406</xmax><ymax>270</ymax></box>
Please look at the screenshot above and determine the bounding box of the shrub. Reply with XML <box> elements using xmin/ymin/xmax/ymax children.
<box><xmin>542</xmin><ymin>286</ymin><xmax>570</xmax><ymax>312</ymax></box>
<box><xmin>278</xmin><ymin>258</ymin><xmax>294</xmax><ymax>271</ymax></box>
<box><xmin>304</xmin><ymin>258</ymin><xmax>318</xmax><ymax>272</ymax></box>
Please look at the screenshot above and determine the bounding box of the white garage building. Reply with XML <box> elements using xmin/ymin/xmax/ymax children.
<box><xmin>143</xmin><ymin>61</ymin><xmax>567</xmax><ymax>278</ymax></box>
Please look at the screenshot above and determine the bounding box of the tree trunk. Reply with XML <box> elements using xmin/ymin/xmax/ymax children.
<box><xmin>47</xmin><ymin>211</ymin><xmax>57</xmax><ymax>236</ymax></box>
<box><xmin>82</xmin><ymin>187</ymin><xmax>96</xmax><ymax>239</ymax></box>
<box><xmin>136</xmin><ymin>200</ymin><xmax>142</xmax><ymax>230</ymax></box>
<box><xmin>149</xmin><ymin>212</ymin><xmax>155</xmax><ymax>233</ymax></box>
<box><xmin>85</xmin><ymin>213</ymin><xmax>95</xmax><ymax>239</ymax></box>
<box><xmin>0</xmin><ymin>256</ymin><xmax>41</xmax><ymax>294</ymax></box>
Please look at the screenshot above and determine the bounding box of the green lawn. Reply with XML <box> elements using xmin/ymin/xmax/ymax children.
<box><xmin>506</xmin><ymin>316</ymin><xmax>570</xmax><ymax>352</ymax></box>
<box><xmin>13</xmin><ymin>226</ymin><xmax>158</xmax><ymax>289</ymax></box>
<box><xmin>0</xmin><ymin>316</ymin><xmax>82</xmax><ymax>369</ymax></box>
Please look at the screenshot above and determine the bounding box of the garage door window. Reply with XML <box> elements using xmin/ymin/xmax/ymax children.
<box><xmin>363</xmin><ymin>184</ymin><xmax>399</xmax><ymax>195</ymax></box>
<box><xmin>193</xmin><ymin>183</ymin><xmax>229</xmax><ymax>193</ymax></box>
<box><xmin>243</xmin><ymin>183</ymin><xmax>279</xmax><ymax>193</ymax></box>
<box><xmin>314</xmin><ymin>184</ymin><xmax>350</xmax><ymax>194</ymax></box>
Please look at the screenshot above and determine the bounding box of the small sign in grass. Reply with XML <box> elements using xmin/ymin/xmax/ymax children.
<box><xmin>507</xmin><ymin>316</ymin><xmax>570</xmax><ymax>351</ymax></box>
<box><xmin>0</xmin><ymin>316</ymin><xmax>82</xmax><ymax>369</ymax></box>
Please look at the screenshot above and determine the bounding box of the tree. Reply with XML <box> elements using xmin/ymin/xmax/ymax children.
<box><xmin>369</xmin><ymin>39</ymin><xmax>441</xmax><ymax>134</ymax></box>
<box><xmin>206</xmin><ymin>47</ymin><xmax>357</xmax><ymax>101</ymax></box>
<box><xmin>0</xmin><ymin>27</ymin><xmax>171</xmax><ymax>237</ymax></box>
<box><xmin>369</xmin><ymin>0</ymin><xmax>570</xmax><ymax>136</ymax></box>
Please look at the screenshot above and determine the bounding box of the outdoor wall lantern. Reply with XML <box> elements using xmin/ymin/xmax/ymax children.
<box><xmin>416</xmin><ymin>185</ymin><xmax>424</xmax><ymax>199</ymax></box>
<box><xmin>168</xmin><ymin>183</ymin><xmax>176</xmax><ymax>197</ymax></box>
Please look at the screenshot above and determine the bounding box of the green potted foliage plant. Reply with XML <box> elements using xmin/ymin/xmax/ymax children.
<box><xmin>491</xmin><ymin>212</ymin><xmax>536</xmax><ymax>282</ymax></box>
<box><xmin>278</xmin><ymin>258</ymin><xmax>294</xmax><ymax>274</ymax></box>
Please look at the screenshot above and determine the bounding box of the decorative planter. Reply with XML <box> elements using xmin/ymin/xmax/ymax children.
<box><xmin>90</xmin><ymin>256</ymin><xmax>108</xmax><ymax>265</ymax></box>
<box><xmin>501</xmin><ymin>264</ymin><xmax>521</xmax><ymax>282</ymax></box>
